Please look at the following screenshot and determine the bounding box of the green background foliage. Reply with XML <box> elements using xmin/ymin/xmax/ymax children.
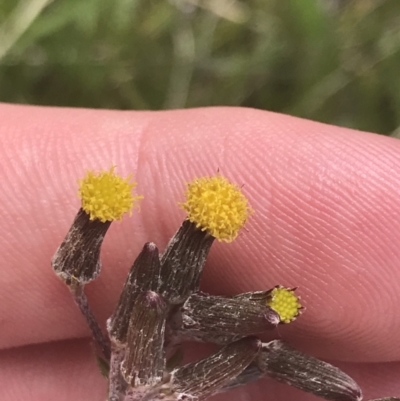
<box><xmin>1</xmin><ymin>0</ymin><xmax>399</xmax><ymax>136</ymax></box>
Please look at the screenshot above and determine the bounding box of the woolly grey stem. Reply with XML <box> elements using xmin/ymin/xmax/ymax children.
<box><xmin>108</xmin><ymin>345</ymin><xmax>126</xmax><ymax>401</ymax></box>
<box><xmin>70</xmin><ymin>285</ymin><xmax>111</xmax><ymax>361</ymax></box>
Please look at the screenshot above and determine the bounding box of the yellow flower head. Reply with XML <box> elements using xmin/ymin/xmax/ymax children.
<box><xmin>78</xmin><ymin>167</ymin><xmax>142</xmax><ymax>223</ymax></box>
<box><xmin>180</xmin><ymin>175</ymin><xmax>252</xmax><ymax>242</ymax></box>
<box><xmin>266</xmin><ymin>286</ymin><xmax>302</xmax><ymax>324</ymax></box>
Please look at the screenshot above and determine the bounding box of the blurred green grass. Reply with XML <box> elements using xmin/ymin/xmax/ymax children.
<box><xmin>1</xmin><ymin>0</ymin><xmax>400</xmax><ymax>135</ymax></box>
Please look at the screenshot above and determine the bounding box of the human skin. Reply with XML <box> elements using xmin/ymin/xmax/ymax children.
<box><xmin>0</xmin><ymin>103</ymin><xmax>399</xmax><ymax>401</ymax></box>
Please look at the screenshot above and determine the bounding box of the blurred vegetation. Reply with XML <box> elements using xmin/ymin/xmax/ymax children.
<box><xmin>0</xmin><ymin>0</ymin><xmax>400</xmax><ymax>135</ymax></box>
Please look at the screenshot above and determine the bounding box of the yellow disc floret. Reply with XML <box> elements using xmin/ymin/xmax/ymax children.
<box><xmin>266</xmin><ymin>286</ymin><xmax>301</xmax><ymax>324</ymax></box>
<box><xmin>180</xmin><ymin>175</ymin><xmax>252</xmax><ymax>242</ymax></box>
<box><xmin>78</xmin><ymin>167</ymin><xmax>142</xmax><ymax>222</ymax></box>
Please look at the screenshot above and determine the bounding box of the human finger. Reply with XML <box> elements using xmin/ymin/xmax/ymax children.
<box><xmin>1</xmin><ymin>339</ymin><xmax>400</xmax><ymax>401</ymax></box>
<box><xmin>0</xmin><ymin>104</ymin><xmax>399</xmax><ymax>363</ymax></box>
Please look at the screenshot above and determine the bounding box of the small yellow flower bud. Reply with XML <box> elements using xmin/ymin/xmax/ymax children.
<box><xmin>266</xmin><ymin>286</ymin><xmax>302</xmax><ymax>324</ymax></box>
<box><xmin>180</xmin><ymin>175</ymin><xmax>252</xmax><ymax>242</ymax></box>
<box><xmin>79</xmin><ymin>167</ymin><xmax>142</xmax><ymax>223</ymax></box>
<box><xmin>53</xmin><ymin>167</ymin><xmax>142</xmax><ymax>286</ymax></box>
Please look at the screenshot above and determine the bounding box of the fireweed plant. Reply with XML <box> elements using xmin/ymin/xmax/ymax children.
<box><xmin>52</xmin><ymin>168</ymin><xmax>398</xmax><ymax>401</ymax></box>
